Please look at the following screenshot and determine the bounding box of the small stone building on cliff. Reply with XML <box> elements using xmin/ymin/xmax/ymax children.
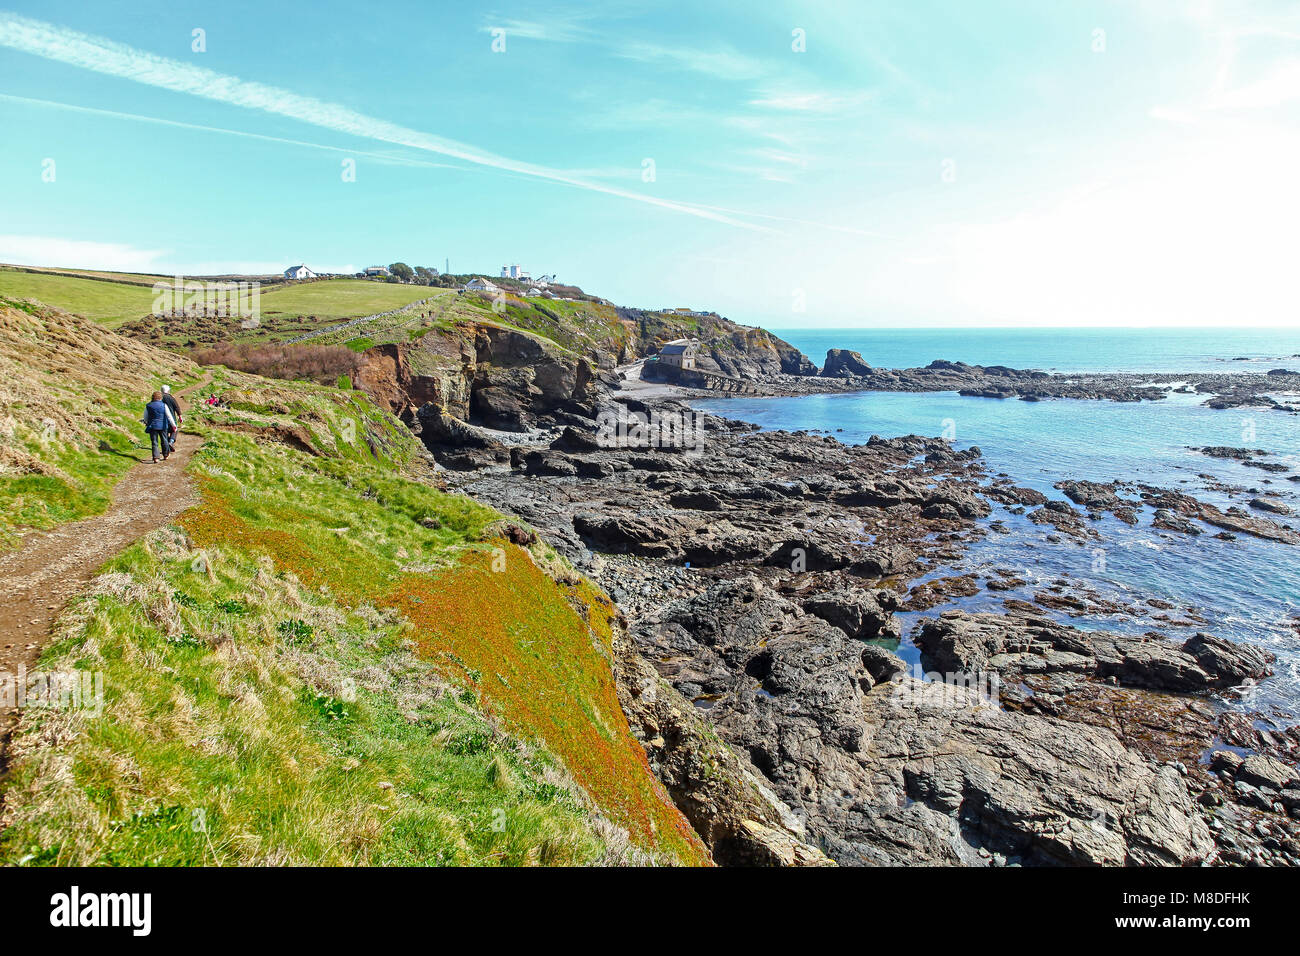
<box><xmin>658</xmin><ymin>339</ymin><xmax>699</xmax><ymax>369</ymax></box>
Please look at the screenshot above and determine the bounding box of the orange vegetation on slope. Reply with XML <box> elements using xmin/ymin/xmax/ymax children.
<box><xmin>386</xmin><ymin>548</ymin><xmax>710</xmax><ymax>864</ymax></box>
<box><xmin>179</xmin><ymin>474</ymin><xmax>710</xmax><ymax>864</ymax></box>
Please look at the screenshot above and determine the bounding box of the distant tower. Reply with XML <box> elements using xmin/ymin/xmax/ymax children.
<box><xmin>445</xmin><ymin>257</ymin><xmax>449</xmax><ymax>275</ymax></box>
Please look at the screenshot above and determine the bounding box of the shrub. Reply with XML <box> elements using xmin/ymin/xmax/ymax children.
<box><xmin>191</xmin><ymin>342</ymin><xmax>360</xmax><ymax>385</ymax></box>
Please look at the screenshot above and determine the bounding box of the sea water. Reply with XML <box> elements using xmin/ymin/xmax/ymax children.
<box><xmin>768</xmin><ymin>326</ymin><xmax>1300</xmax><ymax>375</ymax></box>
<box><xmin>695</xmin><ymin>328</ymin><xmax>1300</xmax><ymax>719</ymax></box>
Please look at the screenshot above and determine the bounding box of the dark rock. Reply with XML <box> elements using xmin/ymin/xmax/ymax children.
<box><xmin>801</xmin><ymin>587</ymin><xmax>899</xmax><ymax>641</ymax></box>
<box><xmin>916</xmin><ymin>611</ymin><xmax>1273</xmax><ymax>695</ymax></box>
<box><xmin>669</xmin><ymin>490</ymin><xmax>725</xmax><ymax>511</ymax></box>
<box><xmin>1183</xmin><ymin>633</ymin><xmax>1274</xmax><ymax>688</ymax></box>
<box><xmin>550</xmin><ymin>425</ymin><xmax>604</xmax><ymax>452</ymax></box>
<box><xmin>821</xmin><ymin>349</ymin><xmax>873</xmax><ymax>378</ymax></box>
<box><xmin>765</xmin><ymin>539</ymin><xmax>856</xmax><ymax>572</ymax></box>
<box><xmin>522</xmin><ymin>450</ymin><xmax>579</xmax><ymax>477</ymax></box>
<box><xmin>634</xmin><ymin>578</ymin><xmax>1214</xmax><ymax>866</ymax></box>
<box><xmin>851</xmin><ymin>545</ymin><xmax>915</xmax><ymax>579</ymax></box>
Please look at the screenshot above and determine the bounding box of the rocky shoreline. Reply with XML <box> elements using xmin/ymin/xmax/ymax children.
<box><xmin>339</xmin><ymin>316</ymin><xmax>1298</xmax><ymax>865</ymax></box>
<box><xmin>694</xmin><ymin>355</ymin><xmax>1300</xmax><ymax>412</ymax></box>
<box><xmin>422</xmin><ymin>383</ymin><xmax>1300</xmax><ymax>866</ymax></box>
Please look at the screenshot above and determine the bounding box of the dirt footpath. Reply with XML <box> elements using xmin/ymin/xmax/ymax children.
<box><xmin>0</xmin><ymin>374</ymin><xmax>210</xmax><ymax>777</ymax></box>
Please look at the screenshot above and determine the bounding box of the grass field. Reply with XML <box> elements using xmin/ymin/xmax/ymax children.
<box><xmin>0</xmin><ymin>270</ymin><xmax>437</xmax><ymax>335</ymax></box>
<box><xmin>0</xmin><ymin>270</ymin><xmax>159</xmax><ymax>327</ymax></box>
<box><xmin>258</xmin><ymin>279</ymin><xmax>434</xmax><ymax>324</ymax></box>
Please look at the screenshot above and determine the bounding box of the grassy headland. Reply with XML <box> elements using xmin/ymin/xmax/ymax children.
<box><xmin>0</xmin><ymin>295</ymin><xmax>198</xmax><ymax>545</ymax></box>
<box><xmin>0</xmin><ymin>300</ymin><xmax>708</xmax><ymax>866</ymax></box>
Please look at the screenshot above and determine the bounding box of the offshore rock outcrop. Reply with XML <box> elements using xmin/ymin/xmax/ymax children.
<box><xmin>708</xmin><ymin>354</ymin><xmax>1300</xmax><ymax>412</ymax></box>
<box><xmin>820</xmin><ymin>348</ymin><xmax>873</xmax><ymax>378</ymax></box>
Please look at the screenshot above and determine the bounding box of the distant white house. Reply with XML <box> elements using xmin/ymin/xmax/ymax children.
<box><xmin>364</xmin><ymin>265</ymin><xmax>390</xmax><ymax>277</ymax></box>
<box><xmin>283</xmin><ymin>264</ymin><xmax>317</xmax><ymax>280</ymax></box>
<box><xmin>463</xmin><ymin>277</ymin><xmax>501</xmax><ymax>293</ymax></box>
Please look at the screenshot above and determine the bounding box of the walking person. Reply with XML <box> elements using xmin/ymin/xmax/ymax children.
<box><xmin>142</xmin><ymin>391</ymin><xmax>177</xmax><ymax>463</ymax></box>
<box><xmin>160</xmin><ymin>384</ymin><xmax>182</xmax><ymax>452</ymax></box>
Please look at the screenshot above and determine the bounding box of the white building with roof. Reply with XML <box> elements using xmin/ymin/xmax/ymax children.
<box><xmin>657</xmin><ymin>338</ymin><xmax>700</xmax><ymax>369</ymax></box>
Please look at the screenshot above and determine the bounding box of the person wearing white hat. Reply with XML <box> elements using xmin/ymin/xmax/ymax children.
<box><xmin>160</xmin><ymin>384</ymin><xmax>182</xmax><ymax>452</ymax></box>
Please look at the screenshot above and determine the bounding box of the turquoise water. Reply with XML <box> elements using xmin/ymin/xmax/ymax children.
<box><xmin>769</xmin><ymin>327</ymin><xmax>1300</xmax><ymax>375</ymax></box>
<box><xmin>694</xmin><ymin>380</ymin><xmax>1300</xmax><ymax>719</ymax></box>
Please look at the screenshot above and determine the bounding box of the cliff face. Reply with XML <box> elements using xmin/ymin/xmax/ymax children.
<box><xmin>352</xmin><ymin>303</ymin><xmax>818</xmax><ymax>440</ymax></box>
<box><xmin>615</xmin><ymin>307</ymin><xmax>817</xmax><ymax>378</ymax></box>
<box><xmin>354</xmin><ymin>321</ymin><xmax>606</xmax><ymax>433</ymax></box>
<box><xmin>353</xmin><ymin>341</ymin><xmax>470</xmax><ymax>419</ymax></box>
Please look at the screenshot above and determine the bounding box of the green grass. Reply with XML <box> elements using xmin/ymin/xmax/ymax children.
<box><xmin>0</xmin><ymin>530</ymin><xmax>611</xmax><ymax>866</ymax></box>
<box><xmin>0</xmin><ymin>425</ymin><xmax>143</xmax><ymax>544</ymax></box>
<box><xmin>0</xmin><ymin>272</ymin><xmax>436</xmax><ymax>342</ymax></box>
<box><xmin>108</xmin><ymin>281</ymin><xmax>442</xmax><ymax>349</ymax></box>
<box><xmin>1</xmin><ymin>364</ymin><xmax>707</xmax><ymax>866</ymax></box>
<box><xmin>0</xmin><ymin>298</ymin><xmax>200</xmax><ymax>546</ymax></box>
<box><xmin>453</xmin><ymin>292</ymin><xmax>630</xmax><ymax>356</ymax></box>
<box><xmin>0</xmin><ymin>270</ymin><xmax>158</xmax><ymax>327</ymax></box>
<box><xmin>257</xmin><ymin>280</ymin><xmax>434</xmax><ymax>325</ymax></box>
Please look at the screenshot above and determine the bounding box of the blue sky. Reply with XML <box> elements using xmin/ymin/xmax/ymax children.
<box><xmin>2</xmin><ymin>1</ymin><xmax>1299</xmax><ymax>327</ymax></box>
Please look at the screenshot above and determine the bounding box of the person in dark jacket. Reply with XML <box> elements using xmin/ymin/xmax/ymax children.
<box><xmin>142</xmin><ymin>391</ymin><xmax>177</xmax><ymax>463</ymax></box>
<box><xmin>160</xmin><ymin>385</ymin><xmax>182</xmax><ymax>447</ymax></box>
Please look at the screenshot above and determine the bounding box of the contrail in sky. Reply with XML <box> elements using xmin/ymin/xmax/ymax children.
<box><xmin>0</xmin><ymin>92</ymin><xmax>465</xmax><ymax>169</ymax></box>
<box><xmin>0</xmin><ymin>12</ymin><xmax>769</xmax><ymax>231</ymax></box>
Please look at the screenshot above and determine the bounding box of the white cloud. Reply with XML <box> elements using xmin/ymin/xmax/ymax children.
<box><xmin>747</xmin><ymin>147</ymin><xmax>807</xmax><ymax>168</ymax></box>
<box><xmin>616</xmin><ymin>41</ymin><xmax>767</xmax><ymax>81</ymax></box>
<box><xmin>0</xmin><ymin>234</ymin><xmax>341</xmax><ymax>276</ymax></box>
<box><xmin>0</xmin><ymin>235</ymin><xmax>169</xmax><ymax>272</ymax></box>
<box><xmin>477</xmin><ymin>15</ymin><xmax>597</xmax><ymax>43</ymax></box>
<box><xmin>748</xmin><ymin>90</ymin><xmax>876</xmax><ymax>113</ymax></box>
